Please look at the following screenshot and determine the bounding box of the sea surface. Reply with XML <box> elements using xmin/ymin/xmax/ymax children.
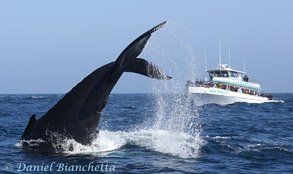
<box><xmin>0</xmin><ymin>93</ymin><xmax>292</xmax><ymax>173</ymax></box>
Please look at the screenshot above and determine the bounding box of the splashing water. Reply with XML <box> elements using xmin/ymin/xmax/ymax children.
<box><xmin>17</xmin><ymin>129</ymin><xmax>201</xmax><ymax>159</ymax></box>
<box><xmin>136</xmin><ymin>22</ymin><xmax>204</xmax><ymax>158</ymax></box>
<box><xmin>17</xmin><ymin>22</ymin><xmax>204</xmax><ymax>159</ymax></box>
<box><xmin>62</xmin><ymin>129</ymin><xmax>202</xmax><ymax>158</ymax></box>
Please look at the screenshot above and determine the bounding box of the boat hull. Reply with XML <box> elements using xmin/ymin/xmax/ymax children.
<box><xmin>188</xmin><ymin>87</ymin><xmax>280</xmax><ymax>106</ymax></box>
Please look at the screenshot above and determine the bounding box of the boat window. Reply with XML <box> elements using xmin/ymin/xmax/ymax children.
<box><xmin>214</xmin><ymin>71</ymin><xmax>220</xmax><ymax>77</ymax></box>
<box><xmin>215</xmin><ymin>71</ymin><xmax>228</xmax><ymax>77</ymax></box>
<box><xmin>230</xmin><ymin>72</ymin><xmax>238</xmax><ymax>78</ymax></box>
<box><xmin>222</xmin><ymin>71</ymin><xmax>229</xmax><ymax>77</ymax></box>
<box><xmin>210</xmin><ymin>71</ymin><xmax>229</xmax><ymax>77</ymax></box>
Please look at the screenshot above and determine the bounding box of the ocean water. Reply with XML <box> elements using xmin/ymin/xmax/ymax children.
<box><xmin>0</xmin><ymin>93</ymin><xmax>292</xmax><ymax>173</ymax></box>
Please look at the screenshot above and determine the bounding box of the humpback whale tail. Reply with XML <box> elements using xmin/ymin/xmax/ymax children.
<box><xmin>109</xmin><ymin>21</ymin><xmax>170</xmax><ymax>81</ymax></box>
<box><xmin>21</xmin><ymin>21</ymin><xmax>171</xmax><ymax>150</ymax></box>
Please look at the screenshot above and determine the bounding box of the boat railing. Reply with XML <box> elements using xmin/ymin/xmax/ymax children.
<box><xmin>249</xmin><ymin>79</ymin><xmax>259</xmax><ymax>84</ymax></box>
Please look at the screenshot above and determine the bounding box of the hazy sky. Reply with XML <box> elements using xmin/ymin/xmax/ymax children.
<box><xmin>1</xmin><ymin>0</ymin><xmax>292</xmax><ymax>93</ymax></box>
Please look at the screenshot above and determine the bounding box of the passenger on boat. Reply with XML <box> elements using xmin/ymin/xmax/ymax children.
<box><xmin>268</xmin><ymin>94</ymin><xmax>274</xmax><ymax>100</ymax></box>
<box><xmin>237</xmin><ymin>87</ymin><xmax>241</xmax><ymax>93</ymax></box>
<box><xmin>229</xmin><ymin>85</ymin><xmax>237</xmax><ymax>92</ymax></box>
<box><xmin>210</xmin><ymin>74</ymin><xmax>214</xmax><ymax>80</ymax></box>
<box><xmin>199</xmin><ymin>79</ymin><xmax>203</xmax><ymax>85</ymax></box>
<box><xmin>217</xmin><ymin>83</ymin><xmax>222</xmax><ymax>89</ymax></box>
<box><xmin>195</xmin><ymin>79</ymin><xmax>200</xmax><ymax>87</ymax></box>
<box><xmin>260</xmin><ymin>92</ymin><xmax>264</xmax><ymax>97</ymax></box>
<box><xmin>243</xmin><ymin>75</ymin><xmax>249</xmax><ymax>82</ymax></box>
<box><xmin>229</xmin><ymin>85</ymin><xmax>233</xmax><ymax>91</ymax></box>
<box><xmin>186</xmin><ymin>80</ymin><xmax>193</xmax><ymax>87</ymax></box>
<box><xmin>233</xmin><ymin>86</ymin><xmax>237</xmax><ymax>92</ymax></box>
<box><xmin>204</xmin><ymin>84</ymin><xmax>210</xmax><ymax>88</ymax></box>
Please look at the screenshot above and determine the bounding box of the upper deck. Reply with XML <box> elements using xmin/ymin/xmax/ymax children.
<box><xmin>207</xmin><ymin>64</ymin><xmax>261</xmax><ymax>90</ymax></box>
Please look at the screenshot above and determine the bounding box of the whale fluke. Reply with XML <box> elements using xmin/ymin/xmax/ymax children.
<box><xmin>21</xmin><ymin>21</ymin><xmax>170</xmax><ymax>151</ymax></box>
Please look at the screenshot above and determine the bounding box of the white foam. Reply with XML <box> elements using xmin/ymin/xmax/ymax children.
<box><xmin>126</xmin><ymin>129</ymin><xmax>204</xmax><ymax>158</ymax></box>
<box><xmin>31</xmin><ymin>129</ymin><xmax>204</xmax><ymax>159</ymax></box>
<box><xmin>61</xmin><ymin>130</ymin><xmax>127</xmax><ymax>154</ymax></box>
<box><xmin>15</xmin><ymin>139</ymin><xmax>45</xmax><ymax>148</ymax></box>
<box><xmin>214</xmin><ymin>136</ymin><xmax>232</xmax><ymax>140</ymax></box>
<box><xmin>31</xmin><ymin>96</ymin><xmax>45</xmax><ymax>99</ymax></box>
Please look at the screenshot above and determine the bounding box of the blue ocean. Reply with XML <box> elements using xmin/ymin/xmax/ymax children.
<box><xmin>0</xmin><ymin>93</ymin><xmax>292</xmax><ymax>173</ymax></box>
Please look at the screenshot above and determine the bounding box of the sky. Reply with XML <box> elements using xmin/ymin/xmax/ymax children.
<box><xmin>0</xmin><ymin>0</ymin><xmax>292</xmax><ymax>93</ymax></box>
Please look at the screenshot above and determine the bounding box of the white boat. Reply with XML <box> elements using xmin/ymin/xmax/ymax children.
<box><xmin>186</xmin><ymin>63</ymin><xmax>283</xmax><ymax>106</ymax></box>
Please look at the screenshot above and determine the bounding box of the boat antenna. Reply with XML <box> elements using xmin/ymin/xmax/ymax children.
<box><xmin>205</xmin><ymin>48</ymin><xmax>207</xmax><ymax>72</ymax></box>
<box><xmin>217</xmin><ymin>39</ymin><xmax>222</xmax><ymax>69</ymax></box>
<box><xmin>243</xmin><ymin>56</ymin><xmax>246</xmax><ymax>72</ymax></box>
<box><xmin>229</xmin><ymin>47</ymin><xmax>231</xmax><ymax>68</ymax></box>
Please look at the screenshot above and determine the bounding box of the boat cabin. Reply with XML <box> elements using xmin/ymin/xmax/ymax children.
<box><xmin>207</xmin><ymin>64</ymin><xmax>245</xmax><ymax>80</ymax></box>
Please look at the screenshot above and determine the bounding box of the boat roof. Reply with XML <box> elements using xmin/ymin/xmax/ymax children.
<box><xmin>207</xmin><ymin>69</ymin><xmax>246</xmax><ymax>74</ymax></box>
<box><xmin>207</xmin><ymin>64</ymin><xmax>246</xmax><ymax>74</ymax></box>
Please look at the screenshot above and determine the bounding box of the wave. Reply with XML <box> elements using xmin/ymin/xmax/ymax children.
<box><xmin>31</xmin><ymin>96</ymin><xmax>45</xmax><ymax>99</ymax></box>
<box><xmin>208</xmin><ymin>135</ymin><xmax>293</xmax><ymax>156</ymax></box>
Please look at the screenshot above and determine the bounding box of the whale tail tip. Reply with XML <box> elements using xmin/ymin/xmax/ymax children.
<box><xmin>109</xmin><ymin>21</ymin><xmax>171</xmax><ymax>81</ymax></box>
